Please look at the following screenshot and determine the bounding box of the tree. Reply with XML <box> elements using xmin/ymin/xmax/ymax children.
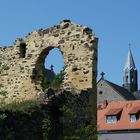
<box><xmin>43</xmin><ymin>69</ymin><xmax>64</xmax><ymax>90</ymax></box>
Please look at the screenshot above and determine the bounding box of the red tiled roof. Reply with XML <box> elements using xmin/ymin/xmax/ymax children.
<box><xmin>97</xmin><ymin>100</ymin><xmax>140</xmax><ymax>131</ymax></box>
<box><xmin>105</xmin><ymin>108</ymin><xmax>122</xmax><ymax>115</ymax></box>
<box><xmin>129</xmin><ymin>107</ymin><xmax>140</xmax><ymax>114</ymax></box>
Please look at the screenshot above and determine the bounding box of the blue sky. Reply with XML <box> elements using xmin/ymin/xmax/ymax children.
<box><xmin>0</xmin><ymin>0</ymin><xmax>140</xmax><ymax>88</ymax></box>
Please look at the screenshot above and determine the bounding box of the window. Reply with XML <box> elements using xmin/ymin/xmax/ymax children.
<box><xmin>130</xmin><ymin>115</ymin><xmax>136</xmax><ymax>123</ymax></box>
<box><xmin>131</xmin><ymin>76</ymin><xmax>134</xmax><ymax>82</ymax></box>
<box><xmin>99</xmin><ymin>91</ymin><xmax>103</xmax><ymax>94</ymax></box>
<box><xmin>126</xmin><ymin>75</ymin><xmax>128</xmax><ymax>83</ymax></box>
<box><xmin>106</xmin><ymin>116</ymin><xmax>117</xmax><ymax>124</ymax></box>
<box><xmin>19</xmin><ymin>43</ymin><xmax>26</xmax><ymax>58</ymax></box>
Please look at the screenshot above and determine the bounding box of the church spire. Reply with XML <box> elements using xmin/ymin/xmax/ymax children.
<box><xmin>124</xmin><ymin>48</ymin><xmax>136</xmax><ymax>70</ymax></box>
<box><xmin>123</xmin><ymin>48</ymin><xmax>138</xmax><ymax>92</ymax></box>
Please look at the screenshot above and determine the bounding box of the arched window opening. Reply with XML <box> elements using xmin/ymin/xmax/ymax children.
<box><xmin>19</xmin><ymin>43</ymin><xmax>26</xmax><ymax>58</ymax></box>
<box><xmin>42</xmin><ymin>48</ymin><xmax>65</xmax><ymax>90</ymax></box>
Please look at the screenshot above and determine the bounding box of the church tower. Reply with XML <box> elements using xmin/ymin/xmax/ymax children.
<box><xmin>123</xmin><ymin>48</ymin><xmax>138</xmax><ymax>92</ymax></box>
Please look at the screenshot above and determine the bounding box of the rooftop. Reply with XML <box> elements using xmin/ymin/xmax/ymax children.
<box><xmin>124</xmin><ymin>48</ymin><xmax>136</xmax><ymax>70</ymax></box>
<box><xmin>98</xmin><ymin>100</ymin><xmax>140</xmax><ymax>131</ymax></box>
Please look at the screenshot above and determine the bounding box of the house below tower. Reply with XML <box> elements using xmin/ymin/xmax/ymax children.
<box><xmin>97</xmin><ymin>77</ymin><xmax>136</xmax><ymax>103</ymax></box>
<box><xmin>98</xmin><ymin>100</ymin><xmax>140</xmax><ymax>140</ymax></box>
<box><xmin>97</xmin><ymin>48</ymin><xmax>140</xmax><ymax>103</ymax></box>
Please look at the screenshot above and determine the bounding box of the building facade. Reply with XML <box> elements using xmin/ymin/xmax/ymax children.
<box><xmin>97</xmin><ymin>48</ymin><xmax>139</xmax><ymax>103</ymax></box>
<box><xmin>98</xmin><ymin>100</ymin><xmax>140</xmax><ymax>140</ymax></box>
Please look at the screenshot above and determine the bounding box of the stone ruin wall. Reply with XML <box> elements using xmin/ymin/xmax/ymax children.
<box><xmin>0</xmin><ymin>20</ymin><xmax>98</xmax><ymax>103</ymax></box>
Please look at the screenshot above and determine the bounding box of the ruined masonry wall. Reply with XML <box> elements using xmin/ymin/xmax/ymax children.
<box><xmin>0</xmin><ymin>20</ymin><xmax>98</xmax><ymax>103</ymax></box>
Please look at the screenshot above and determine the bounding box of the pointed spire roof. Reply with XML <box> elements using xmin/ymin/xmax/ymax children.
<box><xmin>124</xmin><ymin>48</ymin><xmax>136</xmax><ymax>70</ymax></box>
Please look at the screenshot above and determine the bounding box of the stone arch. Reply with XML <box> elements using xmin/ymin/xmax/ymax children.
<box><xmin>32</xmin><ymin>46</ymin><xmax>65</xmax><ymax>85</ymax></box>
<box><xmin>0</xmin><ymin>20</ymin><xmax>98</xmax><ymax>103</ymax></box>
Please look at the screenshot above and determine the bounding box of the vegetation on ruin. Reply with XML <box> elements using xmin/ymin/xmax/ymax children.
<box><xmin>0</xmin><ymin>92</ymin><xmax>97</xmax><ymax>140</ymax></box>
<box><xmin>43</xmin><ymin>69</ymin><xmax>64</xmax><ymax>90</ymax></box>
<box><xmin>0</xmin><ymin>63</ymin><xmax>10</xmax><ymax>74</ymax></box>
<box><xmin>0</xmin><ymin>64</ymin><xmax>97</xmax><ymax>140</ymax></box>
<box><xmin>0</xmin><ymin>100</ymin><xmax>41</xmax><ymax>112</ymax></box>
<box><xmin>0</xmin><ymin>90</ymin><xmax>7</xmax><ymax>97</ymax></box>
<box><xmin>42</xmin><ymin>117</ymin><xmax>52</xmax><ymax>140</ymax></box>
<box><xmin>58</xmin><ymin>93</ymin><xmax>97</xmax><ymax>140</ymax></box>
<box><xmin>0</xmin><ymin>69</ymin><xmax>8</xmax><ymax>103</ymax></box>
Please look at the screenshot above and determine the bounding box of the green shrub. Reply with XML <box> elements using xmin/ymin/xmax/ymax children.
<box><xmin>59</xmin><ymin>93</ymin><xmax>97</xmax><ymax>140</ymax></box>
<box><xmin>50</xmin><ymin>70</ymin><xmax>64</xmax><ymax>89</ymax></box>
<box><xmin>2</xmin><ymin>64</ymin><xmax>10</xmax><ymax>71</ymax></box>
<box><xmin>64</xmin><ymin>136</ymin><xmax>80</xmax><ymax>140</ymax></box>
<box><xmin>0</xmin><ymin>113</ymin><xmax>7</xmax><ymax>124</ymax></box>
<box><xmin>42</xmin><ymin>77</ymin><xmax>50</xmax><ymax>89</ymax></box>
<box><xmin>0</xmin><ymin>64</ymin><xmax>10</xmax><ymax>74</ymax></box>
<box><xmin>42</xmin><ymin>118</ymin><xmax>51</xmax><ymax>140</ymax></box>
<box><xmin>0</xmin><ymin>100</ymin><xmax>41</xmax><ymax>112</ymax></box>
<box><xmin>0</xmin><ymin>127</ymin><xmax>15</xmax><ymax>140</ymax></box>
<box><xmin>43</xmin><ymin>69</ymin><xmax>64</xmax><ymax>90</ymax></box>
<box><xmin>76</xmin><ymin>124</ymin><xmax>97</xmax><ymax>140</ymax></box>
<box><xmin>0</xmin><ymin>90</ymin><xmax>7</xmax><ymax>97</ymax></box>
<box><xmin>59</xmin><ymin>105</ymin><xmax>76</xmax><ymax>118</ymax></box>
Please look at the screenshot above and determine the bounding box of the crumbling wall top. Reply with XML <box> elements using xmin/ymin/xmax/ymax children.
<box><xmin>0</xmin><ymin>20</ymin><xmax>98</xmax><ymax>103</ymax></box>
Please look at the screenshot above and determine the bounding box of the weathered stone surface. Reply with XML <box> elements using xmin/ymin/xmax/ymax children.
<box><xmin>0</xmin><ymin>20</ymin><xmax>98</xmax><ymax>103</ymax></box>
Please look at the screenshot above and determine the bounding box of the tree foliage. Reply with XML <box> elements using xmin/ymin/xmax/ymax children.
<box><xmin>59</xmin><ymin>93</ymin><xmax>97</xmax><ymax>140</ymax></box>
<box><xmin>42</xmin><ymin>118</ymin><xmax>52</xmax><ymax>140</ymax></box>
<box><xmin>43</xmin><ymin>69</ymin><xmax>64</xmax><ymax>90</ymax></box>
